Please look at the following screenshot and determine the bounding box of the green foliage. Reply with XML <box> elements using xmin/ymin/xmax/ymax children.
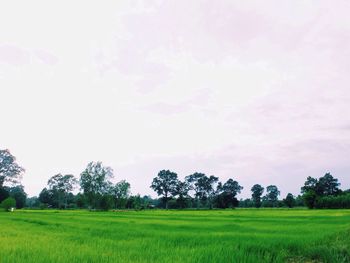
<box><xmin>150</xmin><ymin>170</ymin><xmax>178</xmax><ymax>209</ymax></box>
<box><xmin>0</xmin><ymin>186</ymin><xmax>10</xmax><ymax>203</ymax></box>
<box><xmin>80</xmin><ymin>162</ymin><xmax>113</xmax><ymax>209</ymax></box>
<box><xmin>112</xmin><ymin>180</ymin><xmax>130</xmax><ymax>209</ymax></box>
<box><xmin>0</xmin><ymin>149</ymin><xmax>24</xmax><ymax>187</ymax></box>
<box><xmin>174</xmin><ymin>180</ymin><xmax>190</xmax><ymax>208</ymax></box>
<box><xmin>48</xmin><ymin>174</ymin><xmax>77</xmax><ymax>209</ymax></box>
<box><xmin>74</xmin><ymin>193</ymin><xmax>87</xmax><ymax>208</ymax></box>
<box><xmin>315</xmin><ymin>193</ymin><xmax>350</xmax><ymax>209</ymax></box>
<box><xmin>263</xmin><ymin>185</ymin><xmax>280</xmax><ymax>207</ymax></box>
<box><xmin>238</xmin><ymin>198</ymin><xmax>255</xmax><ymax>208</ymax></box>
<box><xmin>99</xmin><ymin>195</ymin><xmax>113</xmax><ymax>211</ymax></box>
<box><xmin>251</xmin><ymin>184</ymin><xmax>264</xmax><ymax>208</ymax></box>
<box><xmin>283</xmin><ymin>193</ymin><xmax>295</xmax><ymax>208</ymax></box>
<box><xmin>0</xmin><ymin>197</ymin><xmax>16</xmax><ymax>211</ymax></box>
<box><xmin>39</xmin><ymin>187</ymin><xmax>58</xmax><ymax>208</ymax></box>
<box><xmin>9</xmin><ymin>185</ymin><xmax>27</xmax><ymax>208</ymax></box>
<box><xmin>25</xmin><ymin>196</ymin><xmax>40</xmax><ymax>208</ymax></box>
<box><xmin>301</xmin><ymin>173</ymin><xmax>341</xmax><ymax>208</ymax></box>
<box><xmin>215</xmin><ymin>179</ymin><xmax>243</xmax><ymax>208</ymax></box>
<box><xmin>303</xmin><ymin>190</ymin><xmax>318</xmax><ymax>209</ymax></box>
<box><xmin>185</xmin><ymin>172</ymin><xmax>220</xmax><ymax>209</ymax></box>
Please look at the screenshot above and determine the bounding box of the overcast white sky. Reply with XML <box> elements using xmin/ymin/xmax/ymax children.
<box><xmin>1</xmin><ymin>1</ymin><xmax>350</xmax><ymax>198</ymax></box>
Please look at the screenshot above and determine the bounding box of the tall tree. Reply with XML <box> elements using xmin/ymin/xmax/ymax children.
<box><xmin>185</xmin><ymin>173</ymin><xmax>219</xmax><ymax>208</ymax></box>
<box><xmin>48</xmin><ymin>174</ymin><xmax>77</xmax><ymax>209</ymax></box>
<box><xmin>301</xmin><ymin>173</ymin><xmax>341</xmax><ymax>208</ymax></box>
<box><xmin>200</xmin><ymin>175</ymin><xmax>219</xmax><ymax>209</ymax></box>
<box><xmin>301</xmin><ymin>176</ymin><xmax>319</xmax><ymax>208</ymax></box>
<box><xmin>0</xmin><ymin>149</ymin><xmax>24</xmax><ymax>188</ymax></box>
<box><xmin>318</xmin><ymin>173</ymin><xmax>340</xmax><ymax>196</ymax></box>
<box><xmin>174</xmin><ymin>180</ymin><xmax>190</xmax><ymax>208</ymax></box>
<box><xmin>283</xmin><ymin>193</ymin><xmax>295</xmax><ymax>208</ymax></box>
<box><xmin>185</xmin><ymin>172</ymin><xmax>206</xmax><ymax>208</ymax></box>
<box><xmin>301</xmin><ymin>176</ymin><xmax>318</xmax><ymax>194</ymax></box>
<box><xmin>39</xmin><ymin>187</ymin><xmax>57</xmax><ymax>208</ymax></box>
<box><xmin>150</xmin><ymin>170</ymin><xmax>178</xmax><ymax>209</ymax></box>
<box><xmin>264</xmin><ymin>185</ymin><xmax>280</xmax><ymax>207</ymax></box>
<box><xmin>9</xmin><ymin>185</ymin><xmax>27</xmax><ymax>209</ymax></box>
<box><xmin>0</xmin><ymin>187</ymin><xmax>9</xmax><ymax>203</ymax></box>
<box><xmin>112</xmin><ymin>180</ymin><xmax>130</xmax><ymax>209</ymax></box>
<box><xmin>216</xmin><ymin>179</ymin><xmax>243</xmax><ymax>208</ymax></box>
<box><xmin>80</xmin><ymin>162</ymin><xmax>113</xmax><ymax>209</ymax></box>
<box><xmin>251</xmin><ymin>184</ymin><xmax>264</xmax><ymax>208</ymax></box>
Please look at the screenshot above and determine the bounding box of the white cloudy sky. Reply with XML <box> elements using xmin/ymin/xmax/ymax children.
<box><xmin>1</xmin><ymin>0</ymin><xmax>350</xmax><ymax>198</ymax></box>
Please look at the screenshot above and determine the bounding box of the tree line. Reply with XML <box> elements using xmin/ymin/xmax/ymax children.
<box><xmin>1</xmin><ymin>149</ymin><xmax>350</xmax><ymax>211</ymax></box>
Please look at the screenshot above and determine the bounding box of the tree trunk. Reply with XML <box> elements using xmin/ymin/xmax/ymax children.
<box><xmin>165</xmin><ymin>192</ymin><xmax>168</xmax><ymax>209</ymax></box>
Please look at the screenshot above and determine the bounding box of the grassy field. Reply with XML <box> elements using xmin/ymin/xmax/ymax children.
<box><xmin>0</xmin><ymin>209</ymin><xmax>349</xmax><ymax>263</ymax></box>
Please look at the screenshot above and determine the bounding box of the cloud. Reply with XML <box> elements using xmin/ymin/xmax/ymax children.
<box><xmin>0</xmin><ymin>44</ymin><xmax>58</xmax><ymax>67</ymax></box>
<box><xmin>34</xmin><ymin>49</ymin><xmax>59</xmax><ymax>65</ymax></box>
<box><xmin>1</xmin><ymin>0</ymin><xmax>350</xmax><ymax>197</ymax></box>
<box><xmin>0</xmin><ymin>44</ymin><xmax>30</xmax><ymax>66</ymax></box>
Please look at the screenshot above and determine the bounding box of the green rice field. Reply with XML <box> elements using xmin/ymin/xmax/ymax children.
<box><xmin>0</xmin><ymin>209</ymin><xmax>349</xmax><ymax>263</ymax></box>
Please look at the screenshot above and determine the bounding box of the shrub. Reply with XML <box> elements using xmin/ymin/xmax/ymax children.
<box><xmin>315</xmin><ymin>193</ymin><xmax>350</xmax><ymax>209</ymax></box>
<box><xmin>0</xmin><ymin>197</ymin><xmax>16</xmax><ymax>212</ymax></box>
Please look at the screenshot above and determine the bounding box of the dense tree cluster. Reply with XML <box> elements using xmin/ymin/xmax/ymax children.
<box><xmin>1</xmin><ymin>148</ymin><xmax>350</xmax><ymax>211</ymax></box>
<box><xmin>150</xmin><ymin>170</ymin><xmax>243</xmax><ymax>209</ymax></box>
<box><xmin>0</xmin><ymin>150</ymin><xmax>26</xmax><ymax>209</ymax></box>
<box><xmin>300</xmin><ymin>173</ymin><xmax>349</xmax><ymax>209</ymax></box>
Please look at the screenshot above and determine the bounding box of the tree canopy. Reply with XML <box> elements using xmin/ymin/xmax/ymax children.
<box><xmin>80</xmin><ymin>162</ymin><xmax>113</xmax><ymax>209</ymax></box>
<box><xmin>251</xmin><ymin>184</ymin><xmax>264</xmax><ymax>208</ymax></box>
<box><xmin>47</xmin><ymin>174</ymin><xmax>77</xmax><ymax>208</ymax></box>
<box><xmin>150</xmin><ymin>170</ymin><xmax>178</xmax><ymax>209</ymax></box>
<box><xmin>301</xmin><ymin>173</ymin><xmax>341</xmax><ymax>208</ymax></box>
<box><xmin>0</xmin><ymin>149</ymin><xmax>24</xmax><ymax>187</ymax></box>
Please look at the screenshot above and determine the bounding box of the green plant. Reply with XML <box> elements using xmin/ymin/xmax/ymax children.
<box><xmin>0</xmin><ymin>197</ymin><xmax>16</xmax><ymax>212</ymax></box>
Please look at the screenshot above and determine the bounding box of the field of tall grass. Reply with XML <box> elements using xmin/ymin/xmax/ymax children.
<box><xmin>0</xmin><ymin>209</ymin><xmax>349</xmax><ymax>263</ymax></box>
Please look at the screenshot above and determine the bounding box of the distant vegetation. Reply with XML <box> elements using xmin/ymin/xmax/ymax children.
<box><xmin>1</xmin><ymin>148</ymin><xmax>350</xmax><ymax>211</ymax></box>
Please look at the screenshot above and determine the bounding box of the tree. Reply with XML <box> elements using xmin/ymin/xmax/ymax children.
<box><xmin>264</xmin><ymin>185</ymin><xmax>280</xmax><ymax>207</ymax></box>
<box><xmin>251</xmin><ymin>184</ymin><xmax>264</xmax><ymax>208</ymax></box>
<box><xmin>174</xmin><ymin>180</ymin><xmax>190</xmax><ymax>208</ymax></box>
<box><xmin>112</xmin><ymin>180</ymin><xmax>130</xmax><ymax>209</ymax></box>
<box><xmin>126</xmin><ymin>194</ymin><xmax>142</xmax><ymax>210</ymax></box>
<box><xmin>301</xmin><ymin>173</ymin><xmax>341</xmax><ymax>209</ymax></box>
<box><xmin>39</xmin><ymin>187</ymin><xmax>57</xmax><ymax>208</ymax></box>
<box><xmin>0</xmin><ymin>197</ymin><xmax>16</xmax><ymax>211</ymax></box>
<box><xmin>185</xmin><ymin>173</ymin><xmax>220</xmax><ymax>208</ymax></box>
<box><xmin>150</xmin><ymin>170</ymin><xmax>178</xmax><ymax>209</ymax></box>
<box><xmin>198</xmin><ymin>175</ymin><xmax>219</xmax><ymax>209</ymax></box>
<box><xmin>185</xmin><ymin>172</ymin><xmax>206</xmax><ymax>208</ymax></box>
<box><xmin>0</xmin><ymin>187</ymin><xmax>9</xmax><ymax>203</ymax></box>
<box><xmin>99</xmin><ymin>194</ymin><xmax>113</xmax><ymax>211</ymax></box>
<box><xmin>303</xmin><ymin>190</ymin><xmax>318</xmax><ymax>209</ymax></box>
<box><xmin>26</xmin><ymin>196</ymin><xmax>40</xmax><ymax>208</ymax></box>
<box><xmin>9</xmin><ymin>185</ymin><xmax>27</xmax><ymax>209</ymax></box>
<box><xmin>318</xmin><ymin>173</ymin><xmax>340</xmax><ymax>196</ymax></box>
<box><xmin>301</xmin><ymin>176</ymin><xmax>318</xmax><ymax>194</ymax></box>
<box><xmin>301</xmin><ymin>176</ymin><xmax>319</xmax><ymax>208</ymax></box>
<box><xmin>222</xmin><ymin>179</ymin><xmax>243</xmax><ymax>199</ymax></box>
<box><xmin>0</xmin><ymin>149</ymin><xmax>24</xmax><ymax>188</ymax></box>
<box><xmin>48</xmin><ymin>174</ymin><xmax>77</xmax><ymax>209</ymax></box>
<box><xmin>80</xmin><ymin>162</ymin><xmax>113</xmax><ymax>209</ymax></box>
<box><xmin>216</xmin><ymin>179</ymin><xmax>243</xmax><ymax>208</ymax></box>
<box><xmin>283</xmin><ymin>193</ymin><xmax>295</xmax><ymax>208</ymax></box>
<box><xmin>75</xmin><ymin>193</ymin><xmax>87</xmax><ymax>208</ymax></box>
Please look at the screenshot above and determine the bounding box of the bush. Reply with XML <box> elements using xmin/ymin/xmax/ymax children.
<box><xmin>0</xmin><ymin>197</ymin><xmax>16</xmax><ymax>211</ymax></box>
<box><xmin>0</xmin><ymin>187</ymin><xmax>10</xmax><ymax>203</ymax></box>
<box><xmin>315</xmin><ymin>193</ymin><xmax>350</xmax><ymax>209</ymax></box>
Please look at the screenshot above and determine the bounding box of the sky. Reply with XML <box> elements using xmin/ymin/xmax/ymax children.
<box><xmin>1</xmin><ymin>0</ymin><xmax>350</xmax><ymax>198</ymax></box>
